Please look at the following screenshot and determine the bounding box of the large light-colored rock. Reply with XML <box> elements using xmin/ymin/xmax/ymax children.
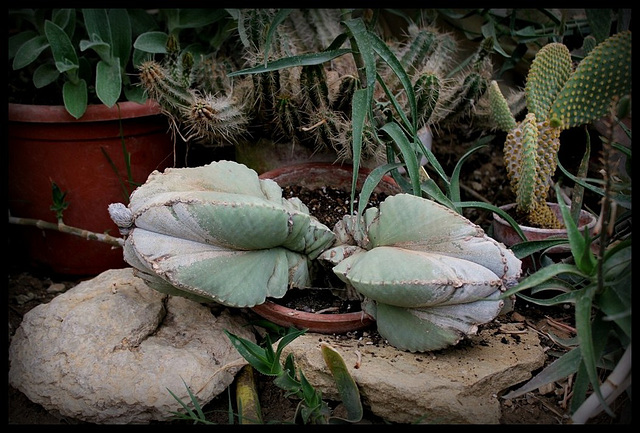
<box><xmin>8</xmin><ymin>268</ymin><xmax>254</xmax><ymax>424</ymax></box>
<box><xmin>281</xmin><ymin>323</ymin><xmax>545</xmax><ymax>424</ymax></box>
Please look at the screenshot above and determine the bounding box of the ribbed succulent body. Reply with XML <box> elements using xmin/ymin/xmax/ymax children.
<box><xmin>488</xmin><ymin>31</ymin><xmax>631</xmax><ymax>228</ymax></box>
<box><xmin>109</xmin><ymin>161</ymin><xmax>336</xmax><ymax>307</ymax></box>
<box><xmin>319</xmin><ymin>193</ymin><xmax>521</xmax><ymax>352</ymax></box>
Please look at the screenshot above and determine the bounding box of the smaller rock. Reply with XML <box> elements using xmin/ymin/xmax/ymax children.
<box><xmin>14</xmin><ymin>292</ymin><xmax>36</xmax><ymax>305</ymax></box>
<box><xmin>46</xmin><ymin>283</ymin><xmax>66</xmax><ymax>294</ymax></box>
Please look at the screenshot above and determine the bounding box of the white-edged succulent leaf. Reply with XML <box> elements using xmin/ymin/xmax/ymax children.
<box><xmin>124</xmin><ymin>227</ymin><xmax>310</xmax><ymax>307</ymax></box>
<box><xmin>365</xmin><ymin>293</ymin><xmax>504</xmax><ymax>352</ymax></box>
<box><xmin>364</xmin><ymin>194</ymin><xmax>521</xmax><ymax>284</ymax></box>
<box><xmin>128</xmin><ymin>160</ymin><xmax>279</xmax><ymax>214</ymax></box>
<box><xmin>132</xmin><ymin>191</ymin><xmax>298</xmax><ymax>250</ymax></box>
<box><xmin>127</xmin><ymin>161</ymin><xmax>335</xmax><ymax>257</ymax></box>
<box><xmin>331</xmin><ymin>246</ymin><xmax>504</xmax><ymax>308</ymax></box>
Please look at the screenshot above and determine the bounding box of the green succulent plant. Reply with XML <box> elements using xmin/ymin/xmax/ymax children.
<box><xmin>108</xmin><ymin>160</ymin><xmax>336</xmax><ymax>307</ymax></box>
<box><xmin>109</xmin><ymin>160</ymin><xmax>522</xmax><ymax>353</ymax></box>
<box><xmin>8</xmin><ymin>8</ymin><xmax>228</xmax><ymax>119</ymax></box>
<box><xmin>488</xmin><ymin>30</ymin><xmax>631</xmax><ymax>229</ymax></box>
<box><xmin>9</xmin><ymin>9</ymin><xmax>156</xmax><ymax>118</ymax></box>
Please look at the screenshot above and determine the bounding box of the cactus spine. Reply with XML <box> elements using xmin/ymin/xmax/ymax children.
<box><xmin>138</xmin><ymin>10</ymin><xmax>495</xmax><ymax>162</ymax></box>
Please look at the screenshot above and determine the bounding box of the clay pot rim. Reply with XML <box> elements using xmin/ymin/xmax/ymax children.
<box><xmin>493</xmin><ymin>202</ymin><xmax>598</xmax><ymax>234</ymax></box>
<box><xmin>8</xmin><ymin>99</ymin><xmax>163</xmax><ymax>123</ymax></box>
<box><xmin>258</xmin><ymin>161</ymin><xmax>401</xmax><ymax>193</ymax></box>
<box><xmin>251</xmin><ymin>300</ymin><xmax>375</xmax><ymax>334</ymax></box>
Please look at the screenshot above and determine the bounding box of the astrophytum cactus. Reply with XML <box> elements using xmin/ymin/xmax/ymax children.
<box><xmin>109</xmin><ymin>160</ymin><xmax>336</xmax><ymax>307</ymax></box>
<box><xmin>319</xmin><ymin>194</ymin><xmax>522</xmax><ymax>352</ymax></box>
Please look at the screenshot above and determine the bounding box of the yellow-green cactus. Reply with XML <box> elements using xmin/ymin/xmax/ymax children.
<box><xmin>489</xmin><ymin>30</ymin><xmax>631</xmax><ymax>228</ymax></box>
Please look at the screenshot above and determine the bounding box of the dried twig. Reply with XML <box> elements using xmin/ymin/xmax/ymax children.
<box><xmin>8</xmin><ymin>213</ymin><xmax>124</xmax><ymax>247</ymax></box>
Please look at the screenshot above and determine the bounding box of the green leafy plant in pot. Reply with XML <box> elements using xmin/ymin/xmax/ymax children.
<box><xmin>7</xmin><ymin>9</ymin><xmax>183</xmax><ymax>274</ymax></box>
<box><xmin>8</xmin><ymin>8</ymin><xmax>162</xmax><ymax>118</ymax></box>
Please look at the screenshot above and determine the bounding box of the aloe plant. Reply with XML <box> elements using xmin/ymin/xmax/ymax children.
<box><xmin>110</xmin><ymin>160</ymin><xmax>521</xmax><ymax>352</ymax></box>
<box><xmin>487</xmin><ymin>30</ymin><xmax>631</xmax><ymax>229</ymax></box>
<box><xmin>225</xmin><ymin>327</ymin><xmax>363</xmax><ymax>424</ymax></box>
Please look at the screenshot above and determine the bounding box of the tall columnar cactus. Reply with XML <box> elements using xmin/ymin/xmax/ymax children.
<box><xmin>138</xmin><ymin>10</ymin><xmax>494</xmax><ymax>162</ymax></box>
<box><xmin>488</xmin><ymin>30</ymin><xmax>631</xmax><ymax>228</ymax></box>
<box><xmin>111</xmin><ymin>161</ymin><xmax>521</xmax><ymax>352</ymax></box>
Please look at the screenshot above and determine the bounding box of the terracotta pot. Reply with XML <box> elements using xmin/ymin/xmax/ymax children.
<box><xmin>234</xmin><ymin>138</ymin><xmax>384</xmax><ymax>175</ymax></box>
<box><xmin>492</xmin><ymin>202</ymin><xmax>598</xmax><ymax>270</ymax></box>
<box><xmin>251</xmin><ymin>162</ymin><xmax>401</xmax><ymax>334</ymax></box>
<box><xmin>251</xmin><ymin>301</ymin><xmax>375</xmax><ymax>334</ymax></box>
<box><xmin>8</xmin><ymin>100</ymin><xmax>175</xmax><ymax>275</ymax></box>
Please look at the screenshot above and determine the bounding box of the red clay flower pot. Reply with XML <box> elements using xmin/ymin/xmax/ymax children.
<box><xmin>8</xmin><ymin>100</ymin><xmax>175</xmax><ymax>275</ymax></box>
<box><xmin>492</xmin><ymin>202</ymin><xmax>598</xmax><ymax>272</ymax></box>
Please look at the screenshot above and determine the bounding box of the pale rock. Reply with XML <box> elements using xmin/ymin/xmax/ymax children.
<box><xmin>281</xmin><ymin>325</ymin><xmax>545</xmax><ymax>424</ymax></box>
<box><xmin>8</xmin><ymin>268</ymin><xmax>253</xmax><ymax>424</ymax></box>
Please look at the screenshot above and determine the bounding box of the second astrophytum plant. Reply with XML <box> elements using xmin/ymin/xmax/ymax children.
<box><xmin>110</xmin><ymin>161</ymin><xmax>521</xmax><ymax>352</ymax></box>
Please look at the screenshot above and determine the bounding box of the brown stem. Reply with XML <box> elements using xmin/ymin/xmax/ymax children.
<box><xmin>8</xmin><ymin>213</ymin><xmax>124</xmax><ymax>247</ymax></box>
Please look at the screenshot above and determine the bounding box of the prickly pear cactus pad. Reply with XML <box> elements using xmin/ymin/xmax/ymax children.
<box><xmin>320</xmin><ymin>194</ymin><xmax>522</xmax><ymax>352</ymax></box>
<box><xmin>110</xmin><ymin>161</ymin><xmax>335</xmax><ymax>307</ymax></box>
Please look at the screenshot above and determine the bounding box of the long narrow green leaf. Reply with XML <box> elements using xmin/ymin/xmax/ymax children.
<box><xmin>227</xmin><ymin>49</ymin><xmax>350</xmax><ymax>76</ymax></box>
<box><xmin>342</xmin><ymin>18</ymin><xmax>376</xmax><ymax>92</ymax></box>
<box><xmin>381</xmin><ymin>122</ymin><xmax>421</xmax><ymax>196</ymax></box>
<box><xmin>263</xmin><ymin>9</ymin><xmax>293</xmax><ymax>66</ymax></box>
<box><xmin>502</xmin><ymin>348</ymin><xmax>582</xmax><ymax>399</ymax></box>
<box><xmin>224</xmin><ymin>330</ymin><xmax>280</xmax><ymax>376</ymax></box>
<box><xmin>321</xmin><ymin>343</ymin><xmax>362</xmax><ymax>423</ymax></box>
<box><xmin>357</xmin><ymin>162</ymin><xmax>404</xmax><ymax>218</ymax></box>
<box><xmin>376</xmin><ymin>72</ymin><xmax>414</xmax><ymax>135</ymax></box>
<box><xmin>456</xmin><ymin>200</ymin><xmax>527</xmax><ymax>241</ymax></box>
<box><xmin>350</xmin><ymin>88</ymin><xmax>368</xmax><ymax>214</ymax></box>
<box><xmin>450</xmin><ymin>143</ymin><xmax>491</xmax><ymax>203</ymax></box>
<box><xmin>369</xmin><ymin>32</ymin><xmax>417</xmax><ymax>132</ymax></box>
<box><xmin>509</xmin><ymin>238</ymin><xmax>571</xmax><ymax>260</ymax></box>
<box><xmin>274</xmin><ymin>327</ymin><xmax>308</xmax><ymax>360</ymax></box>
<box><xmin>569</xmin><ymin>131</ymin><xmax>590</xmax><ymax>223</ymax></box>
<box><xmin>422</xmin><ymin>179</ymin><xmax>457</xmax><ymax>210</ymax></box>
<box><xmin>555</xmin><ymin>184</ymin><xmax>597</xmax><ymax>274</ymax></box>
<box><xmin>501</xmin><ymin>263</ymin><xmax>588</xmax><ymax>298</ymax></box>
<box><xmin>516</xmin><ymin>289</ymin><xmax>581</xmax><ymax>307</ymax></box>
<box><xmin>575</xmin><ymin>290</ymin><xmax>614</xmax><ymax>417</ymax></box>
